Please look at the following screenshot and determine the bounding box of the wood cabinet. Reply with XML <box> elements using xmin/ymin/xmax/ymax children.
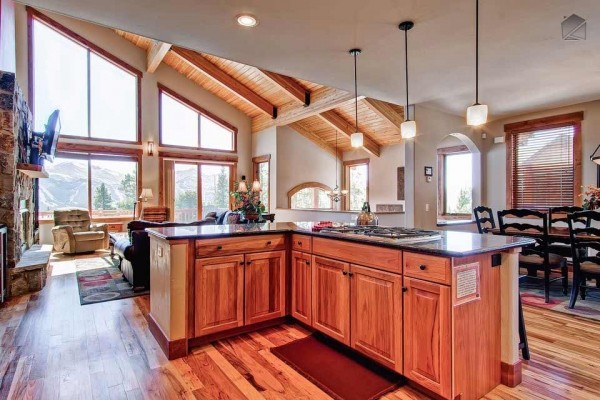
<box><xmin>195</xmin><ymin>255</ymin><xmax>244</xmax><ymax>337</ymax></box>
<box><xmin>350</xmin><ymin>265</ymin><xmax>403</xmax><ymax>373</ymax></box>
<box><xmin>245</xmin><ymin>250</ymin><xmax>286</xmax><ymax>325</ymax></box>
<box><xmin>291</xmin><ymin>251</ymin><xmax>312</xmax><ymax>326</ymax></box>
<box><xmin>312</xmin><ymin>255</ymin><xmax>350</xmax><ymax>345</ymax></box>
<box><xmin>403</xmin><ymin>277</ymin><xmax>452</xmax><ymax>399</ymax></box>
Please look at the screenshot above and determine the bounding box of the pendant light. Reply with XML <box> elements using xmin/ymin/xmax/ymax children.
<box><xmin>327</xmin><ymin>130</ymin><xmax>348</xmax><ymax>202</ymax></box>
<box><xmin>349</xmin><ymin>49</ymin><xmax>364</xmax><ymax>148</ymax></box>
<box><xmin>466</xmin><ymin>0</ymin><xmax>488</xmax><ymax>126</ymax></box>
<box><xmin>399</xmin><ymin>21</ymin><xmax>416</xmax><ymax>139</ymax></box>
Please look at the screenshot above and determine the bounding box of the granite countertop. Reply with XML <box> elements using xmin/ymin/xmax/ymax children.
<box><xmin>146</xmin><ymin>222</ymin><xmax>535</xmax><ymax>257</ymax></box>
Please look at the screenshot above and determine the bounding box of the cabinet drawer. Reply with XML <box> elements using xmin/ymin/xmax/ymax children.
<box><xmin>313</xmin><ymin>237</ymin><xmax>401</xmax><ymax>274</ymax></box>
<box><xmin>291</xmin><ymin>234</ymin><xmax>312</xmax><ymax>253</ymax></box>
<box><xmin>196</xmin><ymin>234</ymin><xmax>286</xmax><ymax>258</ymax></box>
<box><xmin>404</xmin><ymin>252</ymin><xmax>451</xmax><ymax>285</ymax></box>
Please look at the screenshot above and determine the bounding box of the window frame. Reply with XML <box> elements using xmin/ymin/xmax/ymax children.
<box><xmin>287</xmin><ymin>182</ymin><xmax>333</xmax><ymax>210</ymax></box>
<box><xmin>38</xmin><ymin>143</ymin><xmax>142</xmax><ymax>221</ymax></box>
<box><xmin>27</xmin><ymin>7</ymin><xmax>142</xmax><ymax>144</ymax></box>
<box><xmin>343</xmin><ymin>158</ymin><xmax>370</xmax><ymax>211</ymax></box>
<box><xmin>505</xmin><ymin>112</ymin><xmax>583</xmax><ymax>209</ymax></box>
<box><xmin>252</xmin><ymin>155</ymin><xmax>271</xmax><ymax>212</ymax></box>
<box><xmin>437</xmin><ymin>145</ymin><xmax>473</xmax><ymax>219</ymax></box>
<box><xmin>158</xmin><ymin>84</ymin><xmax>238</xmax><ymax>153</ymax></box>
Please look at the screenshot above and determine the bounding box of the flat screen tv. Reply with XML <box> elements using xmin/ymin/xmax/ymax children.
<box><xmin>30</xmin><ymin>110</ymin><xmax>60</xmax><ymax>165</ymax></box>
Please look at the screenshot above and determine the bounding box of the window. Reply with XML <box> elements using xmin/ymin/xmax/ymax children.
<box><xmin>344</xmin><ymin>159</ymin><xmax>369</xmax><ymax>211</ymax></box>
<box><xmin>29</xmin><ymin>9</ymin><xmax>140</xmax><ymax>142</ymax></box>
<box><xmin>253</xmin><ymin>155</ymin><xmax>270</xmax><ymax>212</ymax></box>
<box><xmin>172</xmin><ymin>162</ymin><xmax>232</xmax><ymax>222</ymax></box>
<box><xmin>159</xmin><ymin>85</ymin><xmax>236</xmax><ymax>151</ymax></box>
<box><xmin>506</xmin><ymin>112</ymin><xmax>583</xmax><ymax>210</ymax></box>
<box><xmin>39</xmin><ymin>153</ymin><xmax>139</xmax><ymax>220</ymax></box>
<box><xmin>288</xmin><ymin>183</ymin><xmax>333</xmax><ymax>210</ymax></box>
<box><xmin>438</xmin><ymin>145</ymin><xmax>473</xmax><ymax>217</ymax></box>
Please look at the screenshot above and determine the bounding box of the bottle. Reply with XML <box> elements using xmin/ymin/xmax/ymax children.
<box><xmin>356</xmin><ymin>202</ymin><xmax>378</xmax><ymax>226</ymax></box>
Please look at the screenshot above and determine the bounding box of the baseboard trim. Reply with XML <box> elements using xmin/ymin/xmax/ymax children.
<box><xmin>501</xmin><ymin>360</ymin><xmax>522</xmax><ymax>387</ymax></box>
<box><xmin>148</xmin><ymin>313</ymin><xmax>188</xmax><ymax>360</ymax></box>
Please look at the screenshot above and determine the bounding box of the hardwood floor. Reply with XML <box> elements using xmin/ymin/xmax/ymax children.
<box><xmin>1</xmin><ymin>255</ymin><xmax>599</xmax><ymax>399</ymax></box>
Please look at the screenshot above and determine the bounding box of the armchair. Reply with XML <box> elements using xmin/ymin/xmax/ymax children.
<box><xmin>51</xmin><ymin>208</ymin><xmax>109</xmax><ymax>254</ymax></box>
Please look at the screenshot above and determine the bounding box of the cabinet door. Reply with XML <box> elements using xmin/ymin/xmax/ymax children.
<box><xmin>312</xmin><ymin>256</ymin><xmax>350</xmax><ymax>345</ymax></box>
<box><xmin>350</xmin><ymin>265</ymin><xmax>403</xmax><ymax>372</ymax></box>
<box><xmin>403</xmin><ymin>277</ymin><xmax>451</xmax><ymax>398</ymax></box>
<box><xmin>291</xmin><ymin>251</ymin><xmax>312</xmax><ymax>326</ymax></box>
<box><xmin>195</xmin><ymin>255</ymin><xmax>244</xmax><ymax>337</ymax></box>
<box><xmin>245</xmin><ymin>250</ymin><xmax>286</xmax><ymax>325</ymax></box>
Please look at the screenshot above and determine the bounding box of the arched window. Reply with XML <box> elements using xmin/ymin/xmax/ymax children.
<box><xmin>287</xmin><ymin>182</ymin><xmax>333</xmax><ymax>210</ymax></box>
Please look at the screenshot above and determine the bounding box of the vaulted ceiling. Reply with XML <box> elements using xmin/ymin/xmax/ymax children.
<box><xmin>116</xmin><ymin>30</ymin><xmax>405</xmax><ymax>157</ymax></box>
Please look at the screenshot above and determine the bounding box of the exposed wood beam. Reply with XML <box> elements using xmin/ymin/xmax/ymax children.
<box><xmin>171</xmin><ymin>46</ymin><xmax>277</xmax><ymax>118</ymax></box>
<box><xmin>252</xmin><ymin>87</ymin><xmax>358</xmax><ymax>133</ymax></box>
<box><xmin>318</xmin><ymin>110</ymin><xmax>381</xmax><ymax>157</ymax></box>
<box><xmin>362</xmin><ymin>98</ymin><xmax>404</xmax><ymax>134</ymax></box>
<box><xmin>260</xmin><ymin>70</ymin><xmax>310</xmax><ymax>106</ymax></box>
<box><xmin>147</xmin><ymin>40</ymin><xmax>172</xmax><ymax>73</ymax></box>
<box><xmin>289</xmin><ymin>122</ymin><xmax>342</xmax><ymax>159</ymax></box>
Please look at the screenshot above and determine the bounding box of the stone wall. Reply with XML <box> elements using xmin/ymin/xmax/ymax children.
<box><xmin>0</xmin><ymin>70</ymin><xmax>34</xmax><ymax>269</ymax></box>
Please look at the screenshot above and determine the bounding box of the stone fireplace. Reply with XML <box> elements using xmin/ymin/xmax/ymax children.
<box><xmin>0</xmin><ymin>71</ymin><xmax>37</xmax><ymax>275</ymax></box>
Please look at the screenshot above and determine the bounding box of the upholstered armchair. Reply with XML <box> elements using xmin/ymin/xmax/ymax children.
<box><xmin>51</xmin><ymin>208</ymin><xmax>109</xmax><ymax>254</ymax></box>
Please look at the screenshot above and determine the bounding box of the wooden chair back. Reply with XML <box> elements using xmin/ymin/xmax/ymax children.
<box><xmin>473</xmin><ymin>206</ymin><xmax>495</xmax><ymax>233</ymax></box>
<box><xmin>549</xmin><ymin>206</ymin><xmax>588</xmax><ymax>228</ymax></box>
<box><xmin>497</xmin><ymin>208</ymin><xmax>549</xmax><ymax>262</ymax></box>
<box><xmin>567</xmin><ymin>210</ymin><xmax>600</xmax><ymax>268</ymax></box>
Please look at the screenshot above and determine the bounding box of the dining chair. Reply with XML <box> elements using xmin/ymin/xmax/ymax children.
<box><xmin>567</xmin><ymin>210</ymin><xmax>600</xmax><ymax>309</ymax></box>
<box><xmin>498</xmin><ymin>208</ymin><xmax>568</xmax><ymax>303</ymax></box>
<box><xmin>473</xmin><ymin>206</ymin><xmax>496</xmax><ymax>234</ymax></box>
<box><xmin>548</xmin><ymin>206</ymin><xmax>588</xmax><ymax>259</ymax></box>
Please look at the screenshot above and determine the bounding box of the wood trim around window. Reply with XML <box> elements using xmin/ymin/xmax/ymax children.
<box><xmin>343</xmin><ymin>158</ymin><xmax>370</xmax><ymax>211</ymax></box>
<box><xmin>158</xmin><ymin>83</ymin><xmax>238</xmax><ymax>153</ymax></box>
<box><xmin>27</xmin><ymin>7</ymin><xmax>142</xmax><ymax>144</ymax></box>
<box><xmin>437</xmin><ymin>145</ymin><xmax>471</xmax><ymax>219</ymax></box>
<box><xmin>252</xmin><ymin>155</ymin><xmax>271</xmax><ymax>212</ymax></box>
<box><xmin>505</xmin><ymin>112</ymin><xmax>583</xmax><ymax>208</ymax></box>
<box><xmin>287</xmin><ymin>182</ymin><xmax>333</xmax><ymax>209</ymax></box>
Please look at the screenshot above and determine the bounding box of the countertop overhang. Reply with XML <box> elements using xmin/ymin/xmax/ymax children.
<box><xmin>146</xmin><ymin>222</ymin><xmax>535</xmax><ymax>258</ymax></box>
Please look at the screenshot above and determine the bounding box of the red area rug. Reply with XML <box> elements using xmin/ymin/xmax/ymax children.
<box><xmin>521</xmin><ymin>282</ymin><xmax>600</xmax><ymax>321</ymax></box>
<box><xmin>271</xmin><ymin>334</ymin><xmax>403</xmax><ymax>400</ymax></box>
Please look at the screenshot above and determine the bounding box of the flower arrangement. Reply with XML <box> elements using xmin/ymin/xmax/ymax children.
<box><xmin>581</xmin><ymin>185</ymin><xmax>600</xmax><ymax>210</ymax></box>
<box><xmin>230</xmin><ymin>180</ymin><xmax>265</xmax><ymax>220</ymax></box>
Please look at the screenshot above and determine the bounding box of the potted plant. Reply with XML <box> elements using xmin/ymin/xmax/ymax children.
<box><xmin>231</xmin><ymin>180</ymin><xmax>265</xmax><ymax>222</ymax></box>
<box><xmin>582</xmin><ymin>186</ymin><xmax>600</xmax><ymax>210</ymax></box>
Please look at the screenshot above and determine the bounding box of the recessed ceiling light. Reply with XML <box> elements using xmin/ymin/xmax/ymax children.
<box><xmin>236</xmin><ymin>14</ymin><xmax>258</xmax><ymax>27</ymax></box>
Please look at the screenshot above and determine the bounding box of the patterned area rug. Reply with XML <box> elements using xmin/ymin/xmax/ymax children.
<box><xmin>74</xmin><ymin>255</ymin><xmax>148</xmax><ymax>305</ymax></box>
<box><xmin>521</xmin><ymin>282</ymin><xmax>600</xmax><ymax>321</ymax></box>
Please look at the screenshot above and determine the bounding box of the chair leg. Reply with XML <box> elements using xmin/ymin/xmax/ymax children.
<box><xmin>561</xmin><ymin>262</ymin><xmax>568</xmax><ymax>296</ymax></box>
<box><xmin>569</xmin><ymin>273</ymin><xmax>580</xmax><ymax>309</ymax></box>
<box><xmin>580</xmin><ymin>272</ymin><xmax>587</xmax><ymax>300</ymax></box>
<box><xmin>544</xmin><ymin>267</ymin><xmax>551</xmax><ymax>303</ymax></box>
<box><xmin>518</xmin><ymin>295</ymin><xmax>530</xmax><ymax>360</ymax></box>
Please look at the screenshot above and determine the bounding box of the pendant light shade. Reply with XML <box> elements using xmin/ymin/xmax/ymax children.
<box><xmin>349</xmin><ymin>48</ymin><xmax>364</xmax><ymax>148</ymax></box>
<box><xmin>400</xmin><ymin>120</ymin><xmax>417</xmax><ymax>139</ymax></box>
<box><xmin>467</xmin><ymin>0</ymin><xmax>488</xmax><ymax>126</ymax></box>
<box><xmin>399</xmin><ymin>21</ymin><xmax>416</xmax><ymax>139</ymax></box>
<box><xmin>351</xmin><ymin>132</ymin><xmax>364</xmax><ymax>147</ymax></box>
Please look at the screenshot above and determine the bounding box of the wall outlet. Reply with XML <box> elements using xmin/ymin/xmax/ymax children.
<box><xmin>425</xmin><ymin>203</ymin><xmax>430</xmax><ymax>212</ymax></box>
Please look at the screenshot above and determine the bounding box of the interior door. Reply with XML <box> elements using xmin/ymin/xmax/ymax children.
<box><xmin>291</xmin><ymin>250</ymin><xmax>312</xmax><ymax>326</ymax></box>
<box><xmin>194</xmin><ymin>255</ymin><xmax>244</xmax><ymax>336</ymax></box>
<box><xmin>244</xmin><ymin>250</ymin><xmax>286</xmax><ymax>325</ymax></box>
<box><xmin>350</xmin><ymin>264</ymin><xmax>403</xmax><ymax>372</ymax></box>
<box><xmin>311</xmin><ymin>255</ymin><xmax>350</xmax><ymax>345</ymax></box>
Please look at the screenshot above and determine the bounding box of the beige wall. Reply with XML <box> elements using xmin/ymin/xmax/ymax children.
<box><xmin>14</xmin><ymin>5</ymin><xmax>252</xmax><ymax>243</ymax></box>
<box><xmin>252</xmin><ymin>126</ymin><xmax>277</xmax><ymax>211</ymax></box>
<box><xmin>483</xmin><ymin>100</ymin><xmax>600</xmax><ymax>214</ymax></box>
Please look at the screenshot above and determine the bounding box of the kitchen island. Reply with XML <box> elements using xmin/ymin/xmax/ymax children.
<box><xmin>147</xmin><ymin>222</ymin><xmax>534</xmax><ymax>400</ymax></box>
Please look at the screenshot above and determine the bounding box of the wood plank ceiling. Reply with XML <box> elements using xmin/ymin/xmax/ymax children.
<box><xmin>116</xmin><ymin>30</ymin><xmax>405</xmax><ymax>157</ymax></box>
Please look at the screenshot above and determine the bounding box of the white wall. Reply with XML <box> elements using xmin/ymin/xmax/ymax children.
<box><xmin>14</xmin><ymin>5</ymin><xmax>252</xmax><ymax>243</ymax></box>
<box><xmin>483</xmin><ymin>100</ymin><xmax>600</xmax><ymax>213</ymax></box>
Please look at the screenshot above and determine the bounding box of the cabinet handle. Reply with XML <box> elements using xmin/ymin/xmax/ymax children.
<box><xmin>297</xmin><ymin>241</ymin><xmax>302</xmax><ymax>245</ymax></box>
<box><xmin>217</xmin><ymin>245</ymin><xmax>223</xmax><ymax>250</ymax></box>
<box><xmin>402</xmin><ymin>287</ymin><xmax>408</xmax><ymax>292</ymax></box>
<box><xmin>347</xmin><ymin>272</ymin><xmax>354</xmax><ymax>277</ymax></box>
<box><xmin>240</xmin><ymin>261</ymin><xmax>244</xmax><ymax>265</ymax></box>
<box><xmin>266</xmin><ymin>241</ymin><xmax>272</xmax><ymax>245</ymax></box>
<box><xmin>342</xmin><ymin>271</ymin><xmax>348</xmax><ymax>276</ymax></box>
<box><xmin>305</xmin><ymin>260</ymin><xmax>310</xmax><ymax>265</ymax></box>
<box><xmin>419</xmin><ymin>264</ymin><xmax>427</xmax><ymax>270</ymax></box>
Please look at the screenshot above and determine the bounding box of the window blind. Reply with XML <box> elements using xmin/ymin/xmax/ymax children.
<box><xmin>510</xmin><ymin>125</ymin><xmax>575</xmax><ymax>210</ymax></box>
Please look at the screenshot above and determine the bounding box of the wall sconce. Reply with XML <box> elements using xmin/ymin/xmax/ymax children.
<box><xmin>147</xmin><ymin>140</ymin><xmax>155</xmax><ymax>156</ymax></box>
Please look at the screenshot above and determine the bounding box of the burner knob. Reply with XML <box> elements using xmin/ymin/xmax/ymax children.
<box><xmin>419</xmin><ymin>264</ymin><xmax>427</xmax><ymax>271</ymax></box>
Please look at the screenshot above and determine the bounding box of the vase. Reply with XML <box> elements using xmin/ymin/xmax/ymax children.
<box><xmin>244</xmin><ymin>212</ymin><xmax>260</xmax><ymax>222</ymax></box>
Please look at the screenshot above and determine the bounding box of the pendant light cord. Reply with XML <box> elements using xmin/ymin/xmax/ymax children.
<box><xmin>475</xmin><ymin>0</ymin><xmax>479</xmax><ymax>105</ymax></box>
<box><xmin>353</xmin><ymin>52</ymin><xmax>359</xmax><ymax>133</ymax></box>
<box><xmin>335</xmin><ymin>130</ymin><xmax>338</xmax><ymax>187</ymax></box>
<box><xmin>404</xmin><ymin>27</ymin><xmax>409</xmax><ymax>121</ymax></box>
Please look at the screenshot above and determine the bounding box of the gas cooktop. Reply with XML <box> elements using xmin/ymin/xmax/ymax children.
<box><xmin>317</xmin><ymin>226</ymin><xmax>442</xmax><ymax>244</ymax></box>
